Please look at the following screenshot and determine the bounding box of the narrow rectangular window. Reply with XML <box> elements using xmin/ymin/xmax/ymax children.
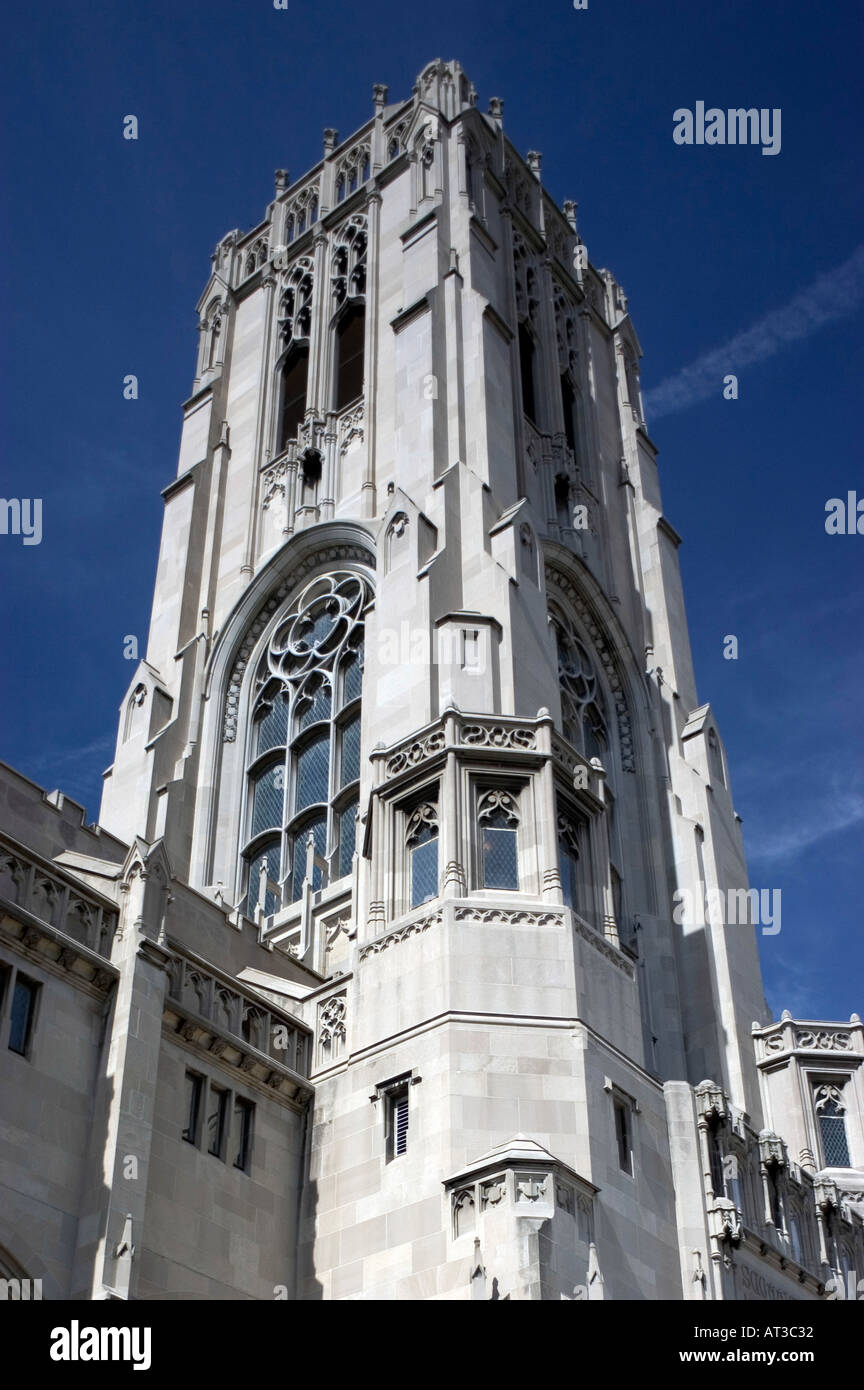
<box><xmin>461</xmin><ymin>629</ymin><xmax>480</xmax><ymax>671</ymax></box>
<box><xmin>234</xmin><ymin>1097</ymin><xmax>254</xmax><ymax>1173</ymax></box>
<box><xmin>8</xmin><ymin>975</ymin><xmax>38</xmax><ymax>1056</ymax></box>
<box><xmin>479</xmin><ymin>791</ymin><xmax>520</xmax><ymax>891</ymax></box>
<box><xmin>407</xmin><ymin>802</ymin><xmax>439</xmax><ymax>909</ymax></box>
<box><xmin>207</xmin><ymin>1084</ymin><xmax>229</xmax><ymax>1159</ymax></box>
<box><xmin>614</xmin><ymin>1097</ymin><xmax>632</xmax><ymax>1175</ymax></box>
<box><xmin>182</xmin><ymin>1071</ymin><xmax>203</xmax><ymax>1145</ymax></box>
<box><xmin>386</xmin><ymin>1086</ymin><xmax>409</xmax><ymax>1161</ymax></box>
<box><xmin>518</xmin><ymin>322</ymin><xmax>537</xmax><ymax>424</ymax></box>
<box><xmin>708</xmin><ymin>1119</ymin><xmax>725</xmax><ymax>1198</ymax></box>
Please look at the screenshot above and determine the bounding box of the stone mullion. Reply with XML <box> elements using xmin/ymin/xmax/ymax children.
<box><xmin>284</xmin><ymin>447</ymin><xmax>298</xmax><ymax>539</ymax></box>
<box><xmin>368</xmin><ymin>790</ymin><xmax>386</xmax><ymax>931</ymax></box>
<box><xmin>443</xmin><ymin>252</ymin><xmax>466</xmax><ymax>471</ymax></box>
<box><xmin>308</xmin><ymin>231</ymin><xmax>329</xmax><ymax>418</ymax></box>
<box><xmin>586</xmin><ymin>766</ymin><xmax>619</xmax><ymax>947</ymax></box>
<box><xmin>362</xmin><ymin>191</ymin><xmax>381</xmax><ymax>515</ymax></box>
<box><xmin>576</xmin><ymin>309</ymin><xmax>600</xmax><ymax>493</ymax></box>
<box><xmin>242</xmin><ymin>271</ymin><xmax>277</xmax><ymax>577</ymax></box>
<box><xmin>534</xmin><ymin>257</ymin><xmax>559</xmax><ymax>436</ymax></box>
<box><xmin>194</xmin><ymin>319</ymin><xmax>208</xmax><ymax>388</ymax></box>
<box><xmin>537</xmin><ymin>717</ymin><xmax>562</xmax><ymax>904</ymax></box>
<box><xmin>320</xmin><ymin>415</ymin><xmax>337</xmax><ymax>521</ymax></box>
<box><xmin>441</xmin><ymin>713</ymin><xmax>464</xmax><ymax>897</ymax></box>
<box><xmin>500</xmin><ymin>207</ymin><xmax>526</xmax><ymax>498</ymax></box>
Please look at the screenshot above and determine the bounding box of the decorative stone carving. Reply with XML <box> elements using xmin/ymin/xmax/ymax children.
<box><xmin>461</xmin><ymin>724</ymin><xmax>535</xmax><ymax>750</ymax></box>
<box><xmin>481</xmin><ymin>1179</ymin><xmax>506</xmax><ymax>1208</ymax></box>
<box><xmin>695</xmin><ymin>1080</ymin><xmax>728</xmax><ymax>1121</ymax></box>
<box><xmin>384</xmin><ymin>730</ymin><xmax>446</xmax><ymax>778</ymax></box>
<box><xmin>453</xmin><ymin>1188</ymin><xmax>476</xmax><ymax>1236</ymax></box>
<box><xmin>334</xmin><ymin>147</ymin><xmax>371</xmax><ymax>205</ymax></box>
<box><xmin>795</xmin><ymin>1028</ymin><xmax>852</xmax><ymax>1051</ymax></box>
<box><xmin>261</xmin><ymin>459</ymin><xmax>288</xmax><ymax>511</ymax></box>
<box><xmin>331</xmin><ymin>214</ymin><xmax>367</xmax><ymax>307</ymax></box>
<box><xmin>556</xmin><ymin>1182</ymin><xmax>575</xmax><ymax>1214</ymax></box>
<box><xmin>516</xmin><ymin>1174</ymin><xmax>549</xmax><ymax>1203</ymax></box>
<box><xmin>243</xmin><ymin>236</ymin><xmax>269</xmax><ymax>278</ymax></box>
<box><xmin>338</xmin><ymin>402</ymin><xmax>364</xmax><ymax>455</ymax></box>
<box><xmin>359</xmin><ymin>909</ymin><xmax>443</xmax><ymax>959</ymax></box>
<box><xmin>223</xmin><ymin>547</ymin><xmax>372</xmax><ymax>741</ymax></box>
<box><xmin>758</xmin><ymin>1131</ymin><xmax>788</xmax><ymax>1169</ymax></box>
<box><xmin>282</xmin><ymin>184</ymin><xmax>320</xmax><ymax>243</ymax></box>
<box><xmin>452</xmin><ymin>906</ymin><xmax>563</xmax><ymax>928</ymax></box>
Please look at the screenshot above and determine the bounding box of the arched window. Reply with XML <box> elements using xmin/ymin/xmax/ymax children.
<box><xmin>557</xmin><ymin>812</ymin><xmax>583</xmax><ymax>912</ymax></box>
<box><xmin>407</xmin><ymin>802</ymin><xmax>439</xmax><ymax>908</ymax></box>
<box><xmin>478</xmin><ymin>790</ymin><xmax>520</xmax><ymax>890</ymax></box>
<box><xmin>334</xmin><ymin>304</ymin><xmax>365</xmax><ymax>411</ymax></box>
<box><xmin>241</xmin><ymin>572</ymin><xmax>369</xmax><ymax>917</ymax></box>
<box><xmin>553</xmin><ymin>617</ymin><xmax>609</xmax><ymax>760</ymax></box>
<box><xmin>814</xmin><ymin>1084</ymin><xmax>851</xmax><ymax>1167</ymax></box>
<box><xmin>277</xmin><ymin>345</ymin><xmax>309</xmax><ymax>451</ymax></box>
<box><xmin>518</xmin><ymin>322</ymin><xmax>537</xmax><ymax>424</ymax></box>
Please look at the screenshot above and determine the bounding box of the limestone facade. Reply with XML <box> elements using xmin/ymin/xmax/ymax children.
<box><xmin>1</xmin><ymin>60</ymin><xmax>861</xmax><ymax>1302</ymax></box>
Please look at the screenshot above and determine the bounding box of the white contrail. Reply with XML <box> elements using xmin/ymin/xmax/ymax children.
<box><xmin>643</xmin><ymin>244</ymin><xmax>864</xmax><ymax>420</ymax></box>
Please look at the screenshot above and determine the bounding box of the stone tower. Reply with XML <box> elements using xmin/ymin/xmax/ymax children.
<box><xmin>2</xmin><ymin>60</ymin><xmax>860</xmax><ymax>1303</ymax></box>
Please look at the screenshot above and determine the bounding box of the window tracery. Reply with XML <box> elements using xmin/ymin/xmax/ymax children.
<box><xmin>552</xmin><ymin>613</ymin><xmax>609</xmax><ymax>760</ymax></box>
<box><xmin>241</xmin><ymin>572</ymin><xmax>369</xmax><ymax>917</ymax></box>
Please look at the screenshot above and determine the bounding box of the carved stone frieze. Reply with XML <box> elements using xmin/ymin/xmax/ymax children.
<box><xmin>359</xmin><ymin>909</ymin><xmax>443</xmax><ymax>960</ymax></box>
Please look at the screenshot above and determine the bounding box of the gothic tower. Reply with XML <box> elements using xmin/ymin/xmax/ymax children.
<box><xmin>4</xmin><ymin>60</ymin><xmax>858</xmax><ymax>1304</ymax></box>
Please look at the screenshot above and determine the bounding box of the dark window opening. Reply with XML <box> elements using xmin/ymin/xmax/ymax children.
<box><xmin>561</xmin><ymin>374</ymin><xmax>576</xmax><ymax>453</ymax></box>
<box><xmin>518</xmin><ymin>322</ymin><xmax>537</xmax><ymax>424</ymax></box>
<box><xmin>278</xmin><ymin>347</ymin><xmax>309</xmax><ymax>451</ymax></box>
<box><xmin>234</xmin><ymin>1098</ymin><xmax>254</xmax><ymax>1172</ymax></box>
<box><xmin>299</xmin><ymin>452</ymin><xmax>321</xmax><ymax>508</ymax></box>
<box><xmin>8</xmin><ymin>976</ymin><xmax>38</xmax><ymax>1056</ymax></box>
<box><xmin>554</xmin><ymin>474</ymin><xmax>570</xmax><ymax>530</ymax></box>
<box><xmin>334</xmin><ymin>305</ymin><xmax>365</xmax><ymax>411</ymax></box>
<box><xmin>614</xmin><ymin>1097</ymin><xmax>632</xmax><ymax>1174</ymax></box>
<box><xmin>708</xmin><ymin>1116</ymin><xmax>726</xmax><ymax>1198</ymax></box>
<box><xmin>768</xmin><ymin>1168</ymin><xmax>783</xmax><ymax>1227</ymax></box>
<box><xmin>182</xmin><ymin>1071</ymin><xmax>203</xmax><ymax>1145</ymax></box>
<box><xmin>207</xmin><ymin>1085</ymin><xmax>229</xmax><ymax>1158</ymax></box>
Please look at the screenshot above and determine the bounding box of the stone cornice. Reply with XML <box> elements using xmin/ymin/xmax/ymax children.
<box><xmin>0</xmin><ymin>901</ymin><xmax>118</xmax><ymax>997</ymax></box>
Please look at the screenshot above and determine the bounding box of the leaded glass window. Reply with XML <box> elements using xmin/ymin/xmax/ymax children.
<box><xmin>338</xmin><ymin>798</ymin><xmax>358</xmax><ymax>878</ymax></box>
<box><xmin>241</xmin><ymin>572</ymin><xmax>370</xmax><ymax>913</ymax></box>
<box><xmin>294</xmin><ymin>731</ymin><xmax>330</xmax><ymax>813</ymax></box>
<box><xmin>557</xmin><ymin>812</ymin><xmax>582</xmax><ymax>912</ymax></box>
<box><xmin>255</xmin><ymin>691</ymin><xmax>289</xmax><ymax>755</ymax></box>
<box><xmin>296</xmin><ymin>673</ymin><xmax>331</xmax><ymax>729</ymax></box>
<box><xmin>340</xmin><ymin>715</ymin><xmax>361</xmax><ymax>788</ymax></box>
<box><xmin>250</xmin><ymin>763</ymin><xmax>285</xmax><ymax>836</ymax></box>
<box><xmin>407</xmin><ymin>802</ymin><xmax>439</xmax><ymax>909</ymax></box>
<box><xmin>341</xmin><ymin>645</ymin><xmax>363</xmax><ymax>706</ymax></box>
<box><xmin>478</xmin><ymin>790</ymin><xmax>520</xmax><ymax>891</ymax></box>
<box><xmin>814</xmin><ymin>1085</ymin><xmax>851</xmax><ymax>1167</ymax></box>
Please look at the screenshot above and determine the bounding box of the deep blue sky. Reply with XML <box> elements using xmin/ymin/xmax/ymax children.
<box><xmin>1</xmin><ymin>1</ymin><xmax>861</xmax><ymax>1022</ymax></box>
